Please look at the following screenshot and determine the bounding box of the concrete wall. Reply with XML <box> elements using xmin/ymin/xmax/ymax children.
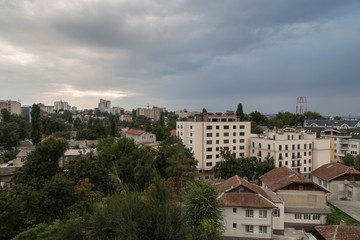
<box><xmin>277</xmin><ymin>190</ymin><xmax>327</xmax><ymax>208</ymax></box>
<box><xmin>223</xmin><ymin>207</ymin><xmax>272</xmax><ymax>239</ymax></box>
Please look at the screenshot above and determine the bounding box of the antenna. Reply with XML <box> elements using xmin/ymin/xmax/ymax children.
<box><xmin>296</xmin><ymin>97</ymin><xmax>307</xmax><ymax>115</ymax></box>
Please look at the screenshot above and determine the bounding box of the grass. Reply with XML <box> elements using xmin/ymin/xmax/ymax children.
<box><xmin>326</xmin><ymin>205</ymin><xmax>360</xmax><ymax>226</ymax></box>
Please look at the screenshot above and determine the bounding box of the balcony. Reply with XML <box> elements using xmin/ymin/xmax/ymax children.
<box><xmin>292</xmin><ymin>163</ymin><xmax>302</xmax><ymax>167</ymax></box>
<box><xmin>292</xmin><ymin>155</ymin><xmax>302</xmax><ymax>160</ymax></box>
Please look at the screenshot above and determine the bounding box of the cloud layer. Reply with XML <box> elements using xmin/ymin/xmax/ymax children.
<box><xmin>1</xmin><ymin>0</ymin><xmax>359</xmax><ymax>115</ymax></box>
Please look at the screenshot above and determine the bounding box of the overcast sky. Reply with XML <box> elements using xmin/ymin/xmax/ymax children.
<box><xmin>1</xmin><ymin>0</ymin><xmax>360</xmax><ymax>116</ymax></box>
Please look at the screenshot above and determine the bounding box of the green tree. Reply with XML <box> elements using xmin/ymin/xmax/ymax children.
<box><xmin>184</xmin><ymin>181</ymin><xmax>223</xmax><ymax>239</ymax></box>
<box><xmin>235</xmin><ymin>103</ymin><xmax>244</xmax><ymax>120</ymax></box>
<box><xmin>334</xmin><ymin>116</ymin><xmax>342</xmax><ymax>120</ymax></box>
<box><xmin>342</xmin><ymin>153</ymin><xmax>355</xmax><ymax>167</ymax></box>
<box><xmin>15</xmin><ymin>137</ymin><xmax>68</xmax><ymax>187</ymax></box>
<box><xmin>249</xmin><ymin>111</ymin><xmax>268</xmax><ymax>126</ymax></box>
<box><xmin>0</xmin><ymin>122</ymin><xmax>20</xmax><ymax>148</ymax></box>
<box><xmin>202</xmin><ymin>108</ymin><xmax>207</xmax><ymax>113</ymax></box>
<box><xmin>159</xmin><ymin>112</ymin><xmax>165</xmax><ymax>126</ymax></box>
<box><xmin>1</xmin><ymin>108</ymin><xmax>11</xmax><ymax>124</ymax></box>
<box><xmin>31</xmin><ymin>104</ymin><xmax>41</xmax><ymax>144</ymax></box>
<box><xmin>109</xmin><ymin>114</ymin><xmax>117</xmax><ymax>137</ymax></box>
<box><xmin>152</xmin><ymin>125</ymin><xmax>170</xmax><ymax>141</ymax></box>
<box><xmin>354</xmin><ymin>155</ymin><xmax>360</xmax><ymax>171</ymax></box>
<box><xmin>61</xmin><ymin>110</ymin><xmax>73</xmax><ymax>123</ymax></box>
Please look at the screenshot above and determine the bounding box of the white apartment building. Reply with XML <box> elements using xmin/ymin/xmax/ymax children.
<box><xmin>250</xmin><ymin>128</ymin><xmax>330</xmax><ymax>175</ymax></box>
<box><xmin>177</xmin><ymin>112</ymin><xmax>251</xmax><ymax>173</ymax></box>
<box><xmin>320</xmin><ymin>129</ymin><xmax>360</xmax><ymax>162</ymax></box>
<box><xmin>98</xmin><ymin>99</ymin><xmax>111</xmax><ymax>113</ymax></box>
<box><xmin>54</xmin><ymin>100</ymin><xmax>70</xmax><ymax>111</ymax></box>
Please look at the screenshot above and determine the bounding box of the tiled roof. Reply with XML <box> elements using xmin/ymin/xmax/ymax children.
<box><xmin>219</xmin><ymin>192</ymin><xmax>276</xmax><ymax>208</ymax></box>
<box><xmin>285</xmin><ymin>207</ymin><xmax>331</xmax><ymax>214</ymax></box>
<box><xmin>0</xmin><ymin>166</ymin><xmax>16</xmax><ymax>176</ymax></box>
<box><xmin>260</xmin><ymin>166</ymin><xmax>312</xmax><ymax>191</ymax></box>
<box><xmin>311</xmin><ymin>162</ymin><xmax>360</xmax><ymax>182</ymax></box>
<box><xmin>126</xmin><ymin>129</ymin><xmax>146</xmax><ymax>136</ymax></box>
<box><xmin>313</xmin><ymin>225</ymin><xmax>360</xmax><ymax>240</ymax></box>
<box><xmin>170</xmin><ymin>129</ymin><xmax>176</xmax><ymax>136</ymax></box>
<box><xmin>216</xmin><ymin>175</ymin><xmax>275</xmax><ymax>208</ymax></box>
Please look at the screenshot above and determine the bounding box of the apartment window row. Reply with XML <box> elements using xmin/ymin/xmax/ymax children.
<box><xmin>295</xmin><ymin>214</ymin><xmax>320</xmax><ymax>220</ymax></box>
<box><xmin>244</xmin><ymin>209</ymin><xmax>267</xmax><ymax>218</ymax></box>
<box><xmin>207</xmin><ymin>139</ymin><xmax>245</xmax><ymax>145</ymax></box>
<box><xmin>232</xmin><ymin>223</ymin><xmax>268</xmax><ymax>234</ymax></box>
<box><xmin>206</xmin><ymin>146</ymin><xmax>245</xmax><ymax>152</ymax></box>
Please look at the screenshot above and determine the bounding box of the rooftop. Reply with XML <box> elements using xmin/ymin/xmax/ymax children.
<box><xmin>311</xmin><ymin>162</ymin><xmax>360</xmax><ymax>182</ymax></box>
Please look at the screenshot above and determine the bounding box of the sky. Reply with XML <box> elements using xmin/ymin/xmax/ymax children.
<box><xmin>1</xmin><ymin>0</ymin><xmax>360</xmax><ymax>116</ymax></box>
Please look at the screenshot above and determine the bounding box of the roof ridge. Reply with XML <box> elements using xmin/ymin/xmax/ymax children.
<box><xmin>257</xmin><ymin>193</ymin><xmax>276</xmax><ymax>207</ymax></box>
<box><xmin>333</xmin><ymin>225</ymin><xmax>339</xmax><ymax>240</ymax></box>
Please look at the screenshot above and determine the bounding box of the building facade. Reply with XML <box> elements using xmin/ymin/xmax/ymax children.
<box><xmin>0</xmin><ymin>100</ymin><xmax>21</xmax><ymax>121</ymax></box>
<box><xmin>136</xmin><ymin>106</ymin><xmax>166</xmax><ymax>122</ymax></box>
<box><xmin>250</xmin><ymin>128</ymin><xmax>330</xmax><ymax>175</ymax></box>
<box><xmin>98</xmin><ymin>99</ymin><xmax>111</xmax><ymax>113</ymax></box>
<box><xmin>54</xmin><ymin>100</ymin><xmax>70</xmax><ymax>111</ymax></box>
<box><xmin>177</xmin><ymin>112</ymin><xmax>251</xmax><ymax>174</ymax></box>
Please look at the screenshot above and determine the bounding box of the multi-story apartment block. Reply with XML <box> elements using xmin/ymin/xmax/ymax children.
<box><xmin>177</xmin><ymin>112</ymin><xmax>251</xmax><ymax>174</ymax></box>
<box><xmin>250</xmin><ymin>128</ymin><xmax>330</xmax><ymax>175</ymax></box>
<box><xmin>320</xmin><ymin>129</ymin><xmax>360</xmax><ymax>162</ymax></box>
<box><xmin>0</xmin><ymin>100</ymin><xmax>21</xmax><ymax>121</ymax></box>
<box><xmin>98</xmin><ymin>98</ymin><xmax>111</xmax><ymax>113</ymax></box>
<box><xmin>54</xmin><ymin>100</ymin><xmax>70</xmax><ymax>111</ymax></box>
<box><xmin>136</xmin><ymin>106</ymin><xmax>165</xmax><ymax>122</ymax></box>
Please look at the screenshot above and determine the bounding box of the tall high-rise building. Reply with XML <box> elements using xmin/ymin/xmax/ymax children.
<box><xmin>54</xmin><ymin>100</ymin><xmax>70</xmax><ymax>111</ymax></box>
<box><xmin>98</xmin><ymin>99</ymin><xmax>111</xmax><ymax>113</ymax></box>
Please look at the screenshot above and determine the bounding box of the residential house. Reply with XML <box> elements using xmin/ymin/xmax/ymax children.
<box><xmin>13</xmin><ymin>146</ymin><xmax>35</xmax><ymax>167</ymax></box>
<box><xmin>260</xmin><ymin>167</ymin><xmax>330</xmax><ymax>228</ymax></box>
<box><xmin>58</xmin><ymin>149</ymin><xmax>94</xmax><ymax>167</ymax></box>
<box><xmin>311</xmin><ymin>162</ymin><xmax>360</xmax><ymax>201</ymax></box>
<box><xmin>216</xmin><ymin>175</ymin><xmax>276</xmax><ymax>239</ymax></box>
<box><xmin>304</xmin><ymin>120</ymin><xmax>360</xmax><ymax>129</ymax></box>
<box><xmin>0</xmin><ymin>166</ymin><xmax>16</xmax><ymax>187</ymax></box>
<box><xmin>126</xmin><ymin>129</ymin><xmax>156</xmax><ymax>145</ymax></box>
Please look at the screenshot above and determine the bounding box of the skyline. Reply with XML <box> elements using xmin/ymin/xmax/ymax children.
<box><xmin>1</xmin><ymin>1</ymin><xmax>360</xmax><ymax>116</ymax></box>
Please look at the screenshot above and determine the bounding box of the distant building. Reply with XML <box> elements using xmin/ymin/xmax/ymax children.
<box><xmin>0</xmin><ymin>100</ymin><xmax>21</xmax><ymax>121</ymax></box>
<box><xmin>126</xmin><ymin>129</ymin><xmax>156</xmax><ymax>145</ymax></box>
<box><xmin>111</xmin><ymin>106</ymin><xmax>124</xmax><ymax>115</ymax></box>
<box><xmin>250</xmin><ymin>128</ymin><xmax>330</xmax><ymax>175</ymax></box>
<box><xmin>54</xmin><ymin>100</ymin><xmax>70</xmax><ymax>111</ymax></box>
<box><xmin>304</xmin><ymin>120</ymin><xmax>360</xmax><ymax>129</ymax></box>
<box><xmin>98</xmin><ymin>99</ymin><xmax>111</xmax><ymax>113</ymax></box>
<box><xmin>120</xmin><ymin>114</ymin><xmax>133</xmax><ymax>122</ymax></box>
<box><xmin>136</xmin><ymin>106</ymin><xmax>166</xmax><ymax>122</ymax></box>
<box><xmin>175</xmin><ymin>109</ymin><xmax>190</xmax><ymax>119</ymax></box>
<box><xmin>177</xmin><ymin>112</ymin><xmax>251</xmax><ymax>177</ymax></box>
<box><xmin>21</xmin><ymin>105</ymin><xmax>32</xmax><ymax>122</ymax></box>
<box><xmin>38</xmin><ymin>103</ymin><xmax>55</xmax><ymax>113</ymax></box>
<box><xmin>0</xmin><ymin>166</ymin><xmax>16</xmax><ymax>188</ymax></box>
<box><xmin>308</xmin><ymin>224</ymin><xmax>360</xmax><ymax>240</ymax></box>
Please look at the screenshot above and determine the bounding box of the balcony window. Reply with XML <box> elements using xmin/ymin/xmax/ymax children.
<box><xmin>245</xmin><ymin>225</ymin><xmax>254</xmax><ymax>233</ymax></box>
<box><xmin>259</xmin><ymin>210</ymin><xmax>267</xmax><ymax>218</ymax></box>
<box><xmin>246</xmin><ymin>209</ymin><xmax>254</xmax><ymax>217</ymax></box>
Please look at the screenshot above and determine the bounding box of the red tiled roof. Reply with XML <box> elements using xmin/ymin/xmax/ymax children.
<box><xmin>170</xmin><ymin>129</ymin><xmax>176</xmax><ymax>136</ymax></box>
<box><xmin>260</xmin><ymin>166</ymin><xmax>312</xmax><ymax>191</ymax></box>
<box><xmin>215</xmin><ymin>175</ymin><xmax>275</xmax><ymax>208</ymax></box>
<box><xmin>311</xmin><ymin>162</ymin><xmax>360</xmax><ymax>182</ymax></box>
<box><xmin>126</xmin><ymin>129</ymin><xmax>146</xmax><ymax>136</ymax></box>
<box><xmin>219</xmin><ymin>192</ymin><xmax>276</xmax><ymax>208</ymax></box>
<box><xmin>313</xmin><ymin>225</ymin><xmax>360</xmax><ymax>240</ymax></box>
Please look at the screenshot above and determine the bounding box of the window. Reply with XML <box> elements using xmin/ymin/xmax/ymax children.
<box><xmin>313</xmin><ymin>214</ymin><xmax>320</xmax><ymax>220</ymax></box>
<box><xmin>233</xmin><ymin>125</ymin><xmax>236</xmax><ymax>129</ymax></box>
<box><xmin>259</xmin><ymin>226</ymin><xmax>267</xmax><ymax>234</ymax></box>
<box><xmin>297</xmin><ymin>144</ymin><xmax>300</xmax><ymax>149</ymax></box>
<box><xmin>190</xmin><ymin>126</ymin><xmax>193</xmax><ymax>129</ymax></box>
<box><xmin>233</xmin><ymin>132</ymin><xmax>236</xmax><ymax>136</ymax></box>
<box><xmin>206</xmin><ymin>162</ymin><xmax>212</xmax><ymax>167</ymax></box>
<box><xmin>233</xmin><ymin>223</ymin><xmax>237</xmax><ymax>228</ymax></box>
<box><xmin>279</xmin><ymin>145</ymin><xmax>282</xmax><ymax>151</ymax></box>
<box><xmin>309</xmin><ymin>144</ymin><xmax>312</xmax><ymax>149</ymax></box>
<box><xmin>304</xmin><ymin>167</ymin><xmax>307</xmax><ymax>172</ymax></box>
<box><xmin>292</xmin><ymin>144</ymin><xmax>295</xmax><ymax>150</ymax></box>
<box><xmin>206</xmin><ymin>155</ymin><xmax>212</xmax><ymax>159</ymax></box>
<box><xmin>245</xmin><ymin>225</ymin><xmax>254</xmax><ymax>233</ymax></box>
<box><xmin>279</xmin><ymin>162</ymin><xmax>282</xmax><ymax>167</ymax></box>
<box><xmin>216</xmin><ymin>133</ymin><xmax>220</xmax><ymax>137</ymax></box>
<box><xmin>206</xmin><ymin>140</ymin><xmax>212</xmax><ymax>144</ymax></box>
<box><xmin>206</xmin><ymin>148</ymin><xmax>212</xmax><ymax>152</ymax></box>
<box><xmin>285</xmin><ymin>161</ymin><xmax>288</xmax><ymax>166</ymax></box>
<box><xmin>233</xmin><ymin>208</ymin><xmax>237</xmax><ymax>213</ymax></box>
<box><xmin>190</xmin><ymin>140</ymin><xmax>192</xmax><ymax>144</ymax></box>
<box><xmin>304</xmin><ymin>152</ymin><xmax>307</xmax><ymax>156</ymax></box>
<box><xmin>224</xmin><ymin>132</ymin><xmax>229</xmax><ymax>137</ymax></box>
<box><xmin>206</xmin><ymin>133</ymin><xmax>212</xmax><ymax>137</ymax></box>
<box><xmin>239</xmin><ymin>153</ymin><xmax>244</xmax><ymax>157</ymax></box>
<box><xmin>246</xmin><ymin>209</ymin><xmax>254</xmax><ymax>217</ymax></box>
<box><xmin>309</xmin><ymin>151</ymin><xmax>312</xmax><ymax>156</ymax></box>
<box><xmin>216</xmin><ymin>154</ymin><xmax>219</xmax><ymax>158</ymax></box>
<box><xmin>304</xmin><ymin>214</ymin><xmax>311</xmax><ymax>220</ymax></box>
<box><xmin>295</xmin><ymin>214</ymin><xmax>302</xmax><ymax>219</ymax></box>
<box><xmin>259</xmin><ymin>143</ymin><xmax>262</xmax><ymax>148</ymax></box>
<box><xmin>252</xmin><ymin>142</ymin><xmax>255</xmax><ymax>147</ymax></box>
<box><xmin>268</xmin><ymin>144</ymin><xmax>270</xmax><ymax>150</ymax></box>
<box><xmin>206</xmin><ymin>126</ymin><xmax>212</xmax><ymax>130</ymax></box>
<box><xmin>240</xmin><ymin>125</ymin><xmax>245</xmax><ymax>129</ymax></box>
<box><xmin>259</xmin><ymin>210</ymin><xmax>267</xmax><ymax>218</ymax></box>
<box><xmin>273</xmin><ymin>209</ymin><xmax>280</xmax><ymax>217</ymax></box>
<box><xmin>233</xmin><ymin>146</ymin><xmax>236</xmax><ymax>150</ymax></box>
<box><xmin>216</xmin><ymin>147</ymin><xmax>220</xmax><ymax>151</ymax></box>
<box><xmin>240</xmin><ymin>139</ymin><xmax>244</xmax><ymax>143</ymax></box>
<box><xmin>216</xmin><ymin>140</ymin><xmax>220</xmax><ymax>144</ymax></box>
<box><xmin>190</xmin><ymin>133</ymin><xmax>193</xmax><ymax>137</ymax></box>
<box><xmin>304</xmin><ymin>144</ymin><xmax>307</xmax><ymax>149</ymax></box>
<box><xmin>216</xmin><ymin>125</ymin><xmax>219</xmax><ymax>130</ymax></box>
<box><xmin>285</xmin><ymin>153</ymin><xmax>288</xmax><ymax>157</ymax></box>
<box><xmin>224</xmin><ymin>125</ymin><xmax>229</xmax><ymax>129</ymax></box>
<box><xmin>309</xmin><ymin>167</ymin><xmax>311</xmax><ymax>171</ymax></box>
<box><xmin>285</xmin><ymin>145</ymin><xmax>288</xmax><ymax>150</ymax></box>
<box><xmin>233</xmin><ymin>139</ymin><xmax>236</xmax><ymax>143</ymax></box>
<box><xmin>224</xmin><ymin>140</ymin><xmax>229</xmax><ymax>144</ymax></box>
<box><xmin>239</xmin><ymin>132</ymin><xmax>245</xmax><ymax>136</ymax></box>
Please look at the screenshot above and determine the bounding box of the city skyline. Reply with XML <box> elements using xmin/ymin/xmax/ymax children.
<box><xmin>1</xmin><ymin>1</ymin><xmax>360</xmax><ymax>115</ymax></box>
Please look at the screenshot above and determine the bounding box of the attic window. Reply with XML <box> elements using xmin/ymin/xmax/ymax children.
<box><xmin>326</xmin><ymin>164</ymin><xmax>333</xmax><ymax>168</ymax></box>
